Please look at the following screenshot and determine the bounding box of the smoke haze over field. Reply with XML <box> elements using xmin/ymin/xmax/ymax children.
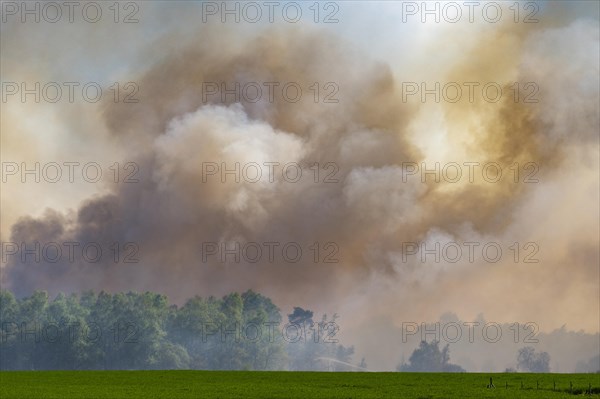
<box><xmin>1</xmin><ymin>1</ymin><xmax>599</xmax><ymax>371</ymax></box>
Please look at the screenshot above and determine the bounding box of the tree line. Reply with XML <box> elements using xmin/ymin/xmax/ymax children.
<box><xmin>396</xmin><ymin>340</ymin><xmax>552</xmax><ymax>373</ymax></box>
<box><xmin>0</xmin><ymin>289</ymin><xmax>356</xmax><ymax>371</ymax></box>
<box><xmin>1</xmin><ymin>289</ymin><xmax>562</xmax><ymax>372</ymax></box>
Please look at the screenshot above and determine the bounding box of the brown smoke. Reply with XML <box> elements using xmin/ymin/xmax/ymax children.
<box><xmin>1</xmin><ymin>1</ymin><xmax>598</xmax><ymax>370</ymax></box>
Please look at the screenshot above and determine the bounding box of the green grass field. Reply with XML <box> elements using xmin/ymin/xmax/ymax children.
<box><xmin>1</xmin><ymin>371</ymin><xmax>598</xmax><ymax>398</ymax></box>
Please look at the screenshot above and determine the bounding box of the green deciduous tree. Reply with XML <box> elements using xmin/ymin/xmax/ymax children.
<box><xmin>0</xmin><ymin>289</ymin><xmax>357</xmax><ymax>371</ymax></box>
<box><xmin>398</xmin><ymin>341</ymin><xmax>465</xmax><ymax>372</ymax></box>
<box><xmin>517</xmin><ymin>346</ymin><xmax>550</xmax><ymax>372</ymax></box>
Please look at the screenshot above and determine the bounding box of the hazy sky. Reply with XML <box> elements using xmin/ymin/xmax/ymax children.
<box><xmin>1</xmin><ymin>1</ymin><xmax>598</xmax><ymax>370</ymax></box>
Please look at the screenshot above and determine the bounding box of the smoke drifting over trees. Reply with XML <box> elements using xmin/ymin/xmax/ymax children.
<box><xmin>397</xmin><ymin>341</ymin><xmax>465</xmax><ymax>372</ymax></box>
<box><xmin>0</xmin><ymin>289</ymin><xmax>355</xmax><ymax>371</ymax></box>
<box><xmin>1</xmin><ymin>1</ymin><xmax>598</xmax><ymax>371</ymax></box>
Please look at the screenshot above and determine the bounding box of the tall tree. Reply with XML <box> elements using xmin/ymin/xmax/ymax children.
<box><xmin>399</xmin><ymin>341</ymin><xmax>465</xmax><ymax>372</ymax></box>
<box><xmin>517</xmin><ymin>346</ymin><xmax>550</xmax><ymax>372</ymax></box>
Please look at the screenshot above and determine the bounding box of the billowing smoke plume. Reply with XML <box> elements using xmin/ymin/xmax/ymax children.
<box><xmin>1</xmin><ymin>1</ymin><xmax>598</xmax><ymax>370</ymax></box>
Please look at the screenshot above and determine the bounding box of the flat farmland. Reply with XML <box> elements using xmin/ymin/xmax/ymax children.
<box><xmin>1</xmin><ymin>371</ymin><xmax>598</xmax><ymax>398</ymax></box>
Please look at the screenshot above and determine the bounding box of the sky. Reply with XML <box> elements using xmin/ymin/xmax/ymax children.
<box><xmin>1</xmin><ymin>1</ymin><xmax>599</xmax><ymax>371</ymax></box>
